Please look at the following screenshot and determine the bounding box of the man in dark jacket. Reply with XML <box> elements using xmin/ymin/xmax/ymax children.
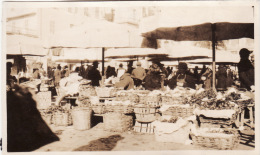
<box><xmin>237</xmin><ymin>48</ymin><xmax>254</xmax><ymax>91</ymax></box>
<box><xmin>168</xmin><ymin>62</ymin><xmax>197</xmax><ymax>89</ymax></box>
<box><xmin>88</xmin><ymin>61</ymin><xmax>101</xmax><ymax>87</ymax></box>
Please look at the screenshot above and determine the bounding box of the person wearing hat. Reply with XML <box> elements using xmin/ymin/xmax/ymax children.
<box><xmin>238</xmin><ymin>48</ymin><xmax>254</xmax><ymax>91</ymax></box>
<box><xmin>216</xmin><ymin>64</ymin><xmax>228</xmax><ymax>91</ymax></box>
<box><xmin>88</xmin><ymin>61</ymin><xmax>102</xmax><ymax>87</ymax></box>
<box><xmin>144</xmin><ymin>60</ymin><xmax>167</xmax><ymax>91</ymax></box>
<box><xmin>168</xmin><ymin>62</ymin><xmax>197</xmax><ymax>89</ymax></box>
<box><xmin>131</xmin><ymin>62</ymin><xmax>146</xmax><ymax>87</ymax></box>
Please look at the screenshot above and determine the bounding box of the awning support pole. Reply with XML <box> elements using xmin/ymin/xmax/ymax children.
<box><xmin>212</xmin><ymin>24</ymin><xmax>216</xmax><ymax>90</ymax></box>
<box><xmin>102</xmin><ymin>47</ymin><xmax>105</xmax><ymax>76</ymax></box>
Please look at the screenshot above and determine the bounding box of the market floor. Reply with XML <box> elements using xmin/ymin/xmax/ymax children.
<box><xmin>34</xmin><ymin>123</ymin><xmax>255</xmax><ymax>152</ymax></box>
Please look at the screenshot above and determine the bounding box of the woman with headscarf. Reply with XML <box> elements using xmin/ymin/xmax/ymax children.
<box><xmin>144</xmin><ymin>60</ymin><xmax>164</xmax><ymax>91</ymax></box>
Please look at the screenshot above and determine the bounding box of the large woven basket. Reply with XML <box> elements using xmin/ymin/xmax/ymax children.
<box><xmin>106</xmin><ymin>105</ymin><xmax>134</xmax><ymax>114</ymax></box>
<box><xmin>190</xmin><ymin>129</ymin><xmax>240</xmax><ymax>150</ymax></box>
<box><xmin>53</xmin><ymin>112</ymin><xmax>72</xmax><ymax>126</ymax></box>
<box><xmin>134</xmin><ymin>107</ymin><xmax>157</xmax><ymax>123</ymax></box>
<box><xmin>103</xmin><ymin>113</ymin><xmax>133</xmax><ymax>132</ymax></box>
<box><xmin>162</xmin><ymin>106</ymin><xmax>194</xmax><ymax>118</ymax></box>
<box><xmin>72</xmin><ymin>107</ymin><xmax>92</xmax><ymax>130</ymax></box>
<box><xmin>155</xmin><ymin>122</ymin><xmax>191</xmax><ymax>143</ymax></box>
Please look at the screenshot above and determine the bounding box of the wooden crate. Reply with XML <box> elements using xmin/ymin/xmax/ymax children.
<box><xmin>133</xmin><ymin>121</ymin><xmax>155</xmax><ymax>134</ymax></box>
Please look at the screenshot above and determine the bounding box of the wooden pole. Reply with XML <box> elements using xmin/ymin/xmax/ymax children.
<box><xmin>102</xmin><ymin>47</ymin><xmax>105</xmax><ymax>76</ymax></box>
<box><xmin>212</xmin><ymin>24</ymin><xmax>216</xmax><ymax>90</ymax></box>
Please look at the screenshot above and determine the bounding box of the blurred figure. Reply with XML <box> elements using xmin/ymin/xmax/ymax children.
<box><xmin>168</xmin><ymin>62</ymin><xmax>197</xmax><ymax>89</ymax></box>
<box><xmin>131</xmin><ymin>61</ymin><xmax>146</xmax><ymax>87</ymax></box>
<box><xmin>144</xmin><ymin>60</ymin><xmax>167</xmax><ymax>91</ymax></box>
<box><xmin>117</xmin><ymin>63</ymin><xmax>126</xmax><ymax>78</ymax></box>
<box><xmin>200</xmin><ymin>64</ymin><xmax>207</xmax><ymax>76</ymax></box>
<box><xmin>7</xmin><ymin>85</ymin><xmax>59</xmax><ymax>151</ymax></box>
<box><xmin>32</xmin><ymin>68</ymin><xmax>40</xmax><ymax>79</ymax></box>
<box><xmin>226</xmin><ymin>65</ymin><xmax>233</xmax><ymax>87</ymax></box>
<box><xmin>61</xmin><ymin>65</ymin><xmax>69</xmax><ymax>78</ymax></box>
<box><xmin>216</xmin><ymin>64</ymin><xmax>227</xmax><ymax>91</ymax></box>
<box><xmin>88</xmin><ymin>61</ymin><xmax>101</xmax><ymax>87</ymax></box>
<box><xmin>238</xmin><ymin>48</ymin><xmax>254</xmax><ymax>91</ymax></box>
<box><xmin>106</xmin><ymin>65</ymin><xmax>117</xmax><ymax>78</ymax></box>
<box><xmin>54</xmin><ymin>65</ymin><xmax>62</xmax><ymax>87</ymax></box>
<box><xmin>201</xmin><ymin>65</ymin><xmax>213</xmax><ymax>89</ymax></box>
<box><xmin>115</xmin><ymin>70</ymin><xmax>134</xmax><ymax>90</ymax></box>
<box><xmin>6</xmin><ymin>62</ymin><xmax>17</xmax><ymax>90</ymax></box>
<box><xmin>126</xmin><ymin>61</ymin><xmax>135</xmax><ymax>75</ymax></box>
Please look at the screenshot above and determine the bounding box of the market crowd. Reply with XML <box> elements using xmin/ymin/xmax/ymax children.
<box><xmin>41</xmin><ymin>48</ymin><xmax>254</xmax><ymax>93</ymax></box>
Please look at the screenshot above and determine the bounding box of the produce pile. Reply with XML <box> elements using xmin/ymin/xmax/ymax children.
<box><xmin>161</xmin><ymin>116</ymin><xmax>179</xmax><ymax>123</ymax></box>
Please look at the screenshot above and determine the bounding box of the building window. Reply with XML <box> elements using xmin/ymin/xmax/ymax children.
<box><xmin>95</xmin><ymin>8</ymin><xmax>99</xmax><ymax>18</ymax></box>
<box><xmin>142</xmin><ymin>7</ymin><xmax>147</xmax><ymax>17</ymax></box>
<box><xmin>68</xmin><ymin>7</ymin><xmax>72</xmax><ymax>13</ymax></box>
<box><xmin>75</xmin><ymin>8</ymin><xmax>78</xmax><ymax>14</ymax></box>
<box><xmin>84</xmin><ymin>8</ymin><xmax>89</xmax><ymax>16</ymax></box>
<box><xmin>50</xmin><ymin>21</ymin><xmax>55</xmax><ymax>35</ymax></box>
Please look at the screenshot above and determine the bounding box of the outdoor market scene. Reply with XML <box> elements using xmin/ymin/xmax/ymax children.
<box><xmin>4</xmin><ymin>3</ymin><xmax>256</xmax><ymax>152</ymax></box>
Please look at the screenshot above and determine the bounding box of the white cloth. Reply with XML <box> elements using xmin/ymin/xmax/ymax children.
<box><xmin>194</xmin><ymin>109</ymin><xmax>236</xmax><ymax>118</ymax></box>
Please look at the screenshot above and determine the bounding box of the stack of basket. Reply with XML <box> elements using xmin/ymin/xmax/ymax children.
<box><xmin>53</xmin><ymin>110</ymin><xmax>72</xmax><ymax>127</ymax></box>
<box><xmin>190</xmin><ymin>109</ymin><xmax>240</xmax><ymax>150</ymax></box>
<box><xmin>134</xmin><ymin>106</ymin><xmax>157</xmax><ymax>123</ymax></box>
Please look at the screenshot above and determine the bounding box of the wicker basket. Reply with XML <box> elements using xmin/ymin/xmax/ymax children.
<box><xmin>162</xmin><ymin>106</ymin><xmax>194</xmax><ymax>118</ymax></box>
<box><xmin>145</xmin><ymin>96</ymin><xmax>161</xmax><ymax>107</ymax></box>
<box><xmin>91</xmin><ymin>104</ymin><xmax>106</xmax><ymax>114</ymax></box>
<box><xmin>53</xmin><ymin>112</ymin><xmax>72</xmax><ymax>126</ymax></box>
<box><xmin>103</xmin><ymin>113</ymin><xmax>133</xmax><ymax>132</ymax></box>
<box><xmin>72</xmin><ymin>107</ymin><xmax>92</xmax><ymax>130</ymax></box>
<box><xmin>106</xmin><ymin>105</ymin><xmax>134</xmax><ymax>114</ymax></box>
<box><xmin>191</xmin><ymin>129</ymin><xmax>240</xmax><ymax>150</ymax></box>
<box><xmin>134</xmin><ymin>107</ymin><xmax>157</xmax><ymax>123</ymax></box>
<box><xmin>155</xmin><ymin>122</ymin><xmax>191</xmax><ymax>143</ymax></box>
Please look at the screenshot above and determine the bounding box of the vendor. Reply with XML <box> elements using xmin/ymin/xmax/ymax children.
<box><xmin>168</xmin><ymin>62</ymin><xmax>197</xmax><ymax>89</ymax></box>
<box><xmin>115</xmin><ymin>70</ymin><xmax>134</xmax><ymax>90</ymax></box>
<box><xmin>55</xmin><ymin>68</ymin><xmax>85</xmax><ymax>106</ymax></box>
<box><xmin>200</xmin><ymin>65</ymin><xmax>213</xmax><ymax>90</ymax></box>
<box><xmin>216</xmin><ymin>64</ymin><xmax>227</xmax><ymax>91</ymax></box>
<box><xmin>88</xmin><ymin>61</ymin><xmax>102</xmax><ymax>87</ymax></box>
<box><xmin>131</xmin><ymin>61</ymin><xmax>146</xmax><ymax>87</ymax></box>
<box><xmin>237</xmin><ymin>48</ymin><xmax>254</xmax><ymax>91</ymax></box>
<box><xmin>144</xmin><ymin>60</ymin><xmax>166</xmax><ymax>91</ymax></box>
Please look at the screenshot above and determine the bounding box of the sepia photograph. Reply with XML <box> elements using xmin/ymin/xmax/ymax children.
<box><xmin>1</xmin><ymin>1</ymin><xmax>259</xmax><ymax>154</ymax></box>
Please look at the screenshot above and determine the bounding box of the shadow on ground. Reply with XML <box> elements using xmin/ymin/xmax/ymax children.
<box><xmin>73</xmin><ymin>134</ymin><xmax>124</xmax><ymax>151</ymax></box>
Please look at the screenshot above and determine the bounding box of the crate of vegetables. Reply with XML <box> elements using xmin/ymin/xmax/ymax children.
<box><xmin>161</xmin><ymin>105</ymin><xmax>194</xmax><ymax>118</ymax></box>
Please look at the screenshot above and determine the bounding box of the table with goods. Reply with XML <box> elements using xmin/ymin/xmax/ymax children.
<box><xmin>37</xmin><ymin>83</ymin><xmax>255</xmax><ymax>150</ymax></box>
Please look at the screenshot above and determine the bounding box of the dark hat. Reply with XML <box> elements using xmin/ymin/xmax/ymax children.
<box><xmin>93</xmin><ymin>61</ymin><xmax>99</xmax><ymax>65</ymax></box>
<box><xmin>239</xmin><ymin>48</ymin><xmax>251</xmax><ymax>57</ymax></box>
<box><xmin>178</xmin><ymin>62</ymin><xmax>188</xmax><ymax>70</ymax></box>
<box><xmin>152</xmin><ymin>59</ymin><xmax>162</xmax><ymax>66</ymax></box>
